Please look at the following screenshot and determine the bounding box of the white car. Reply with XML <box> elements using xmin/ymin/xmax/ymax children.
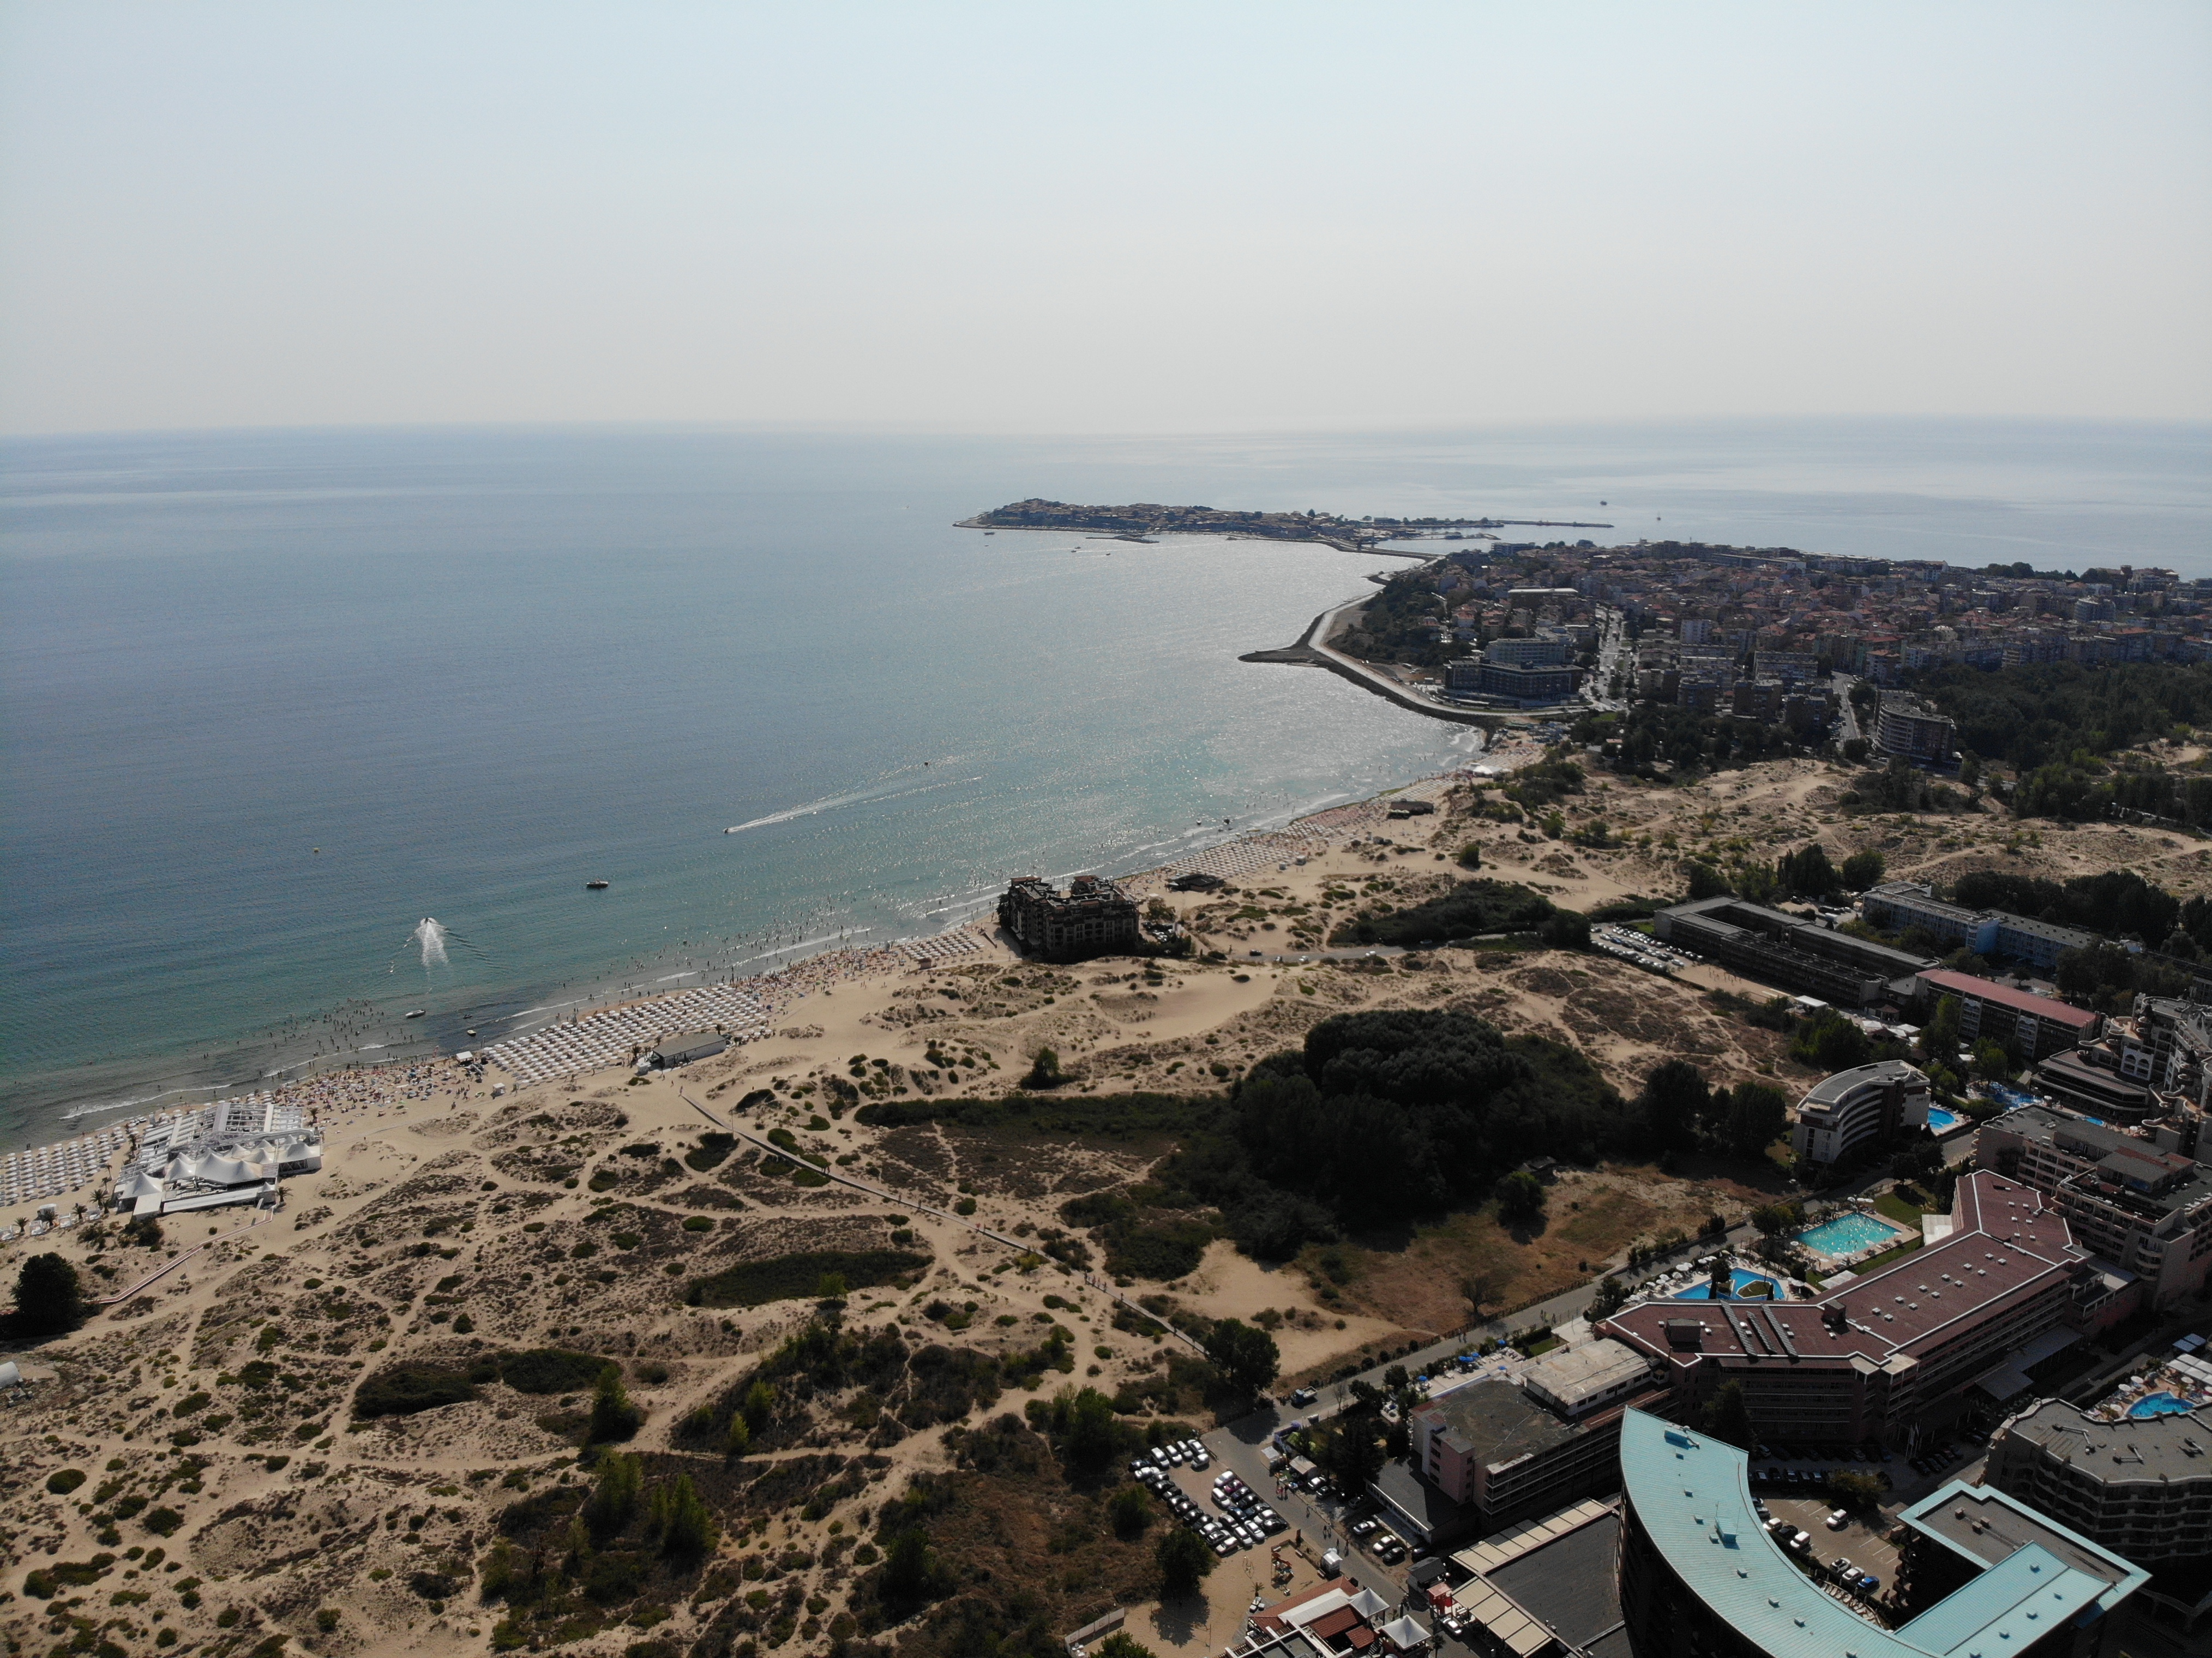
<box><xmin>1825</xmin><ymin>1510</ymin><xmax>1849</xmax><ymax>1530</ymax></box>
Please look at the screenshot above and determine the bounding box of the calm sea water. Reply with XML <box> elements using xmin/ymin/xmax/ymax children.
<box><xmin>3</xmin><ymin>419</ymin><xmax>2206</xmax><ymax>1143</ymax></box>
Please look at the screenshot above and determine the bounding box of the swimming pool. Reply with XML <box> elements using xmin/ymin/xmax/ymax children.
<box><xmin>2129</xmin><ymin>1391</ymin><xmax>2198</xmax><ymax>1420</ymax></box>
<box><xmin>1927</xmin><ymin>1107</ymin><xmax>1960</xmax><ymax>1132</ymax></box>
<box><xmin>1673</xmin><ymin>1269</ymin><xmax>1783</xmax><ymax>1300</ymax></box>
<box><xmin>1795</xmin><ymin>1212</ymin><xmax>1907</xmax><ymax>1258</ymax></box>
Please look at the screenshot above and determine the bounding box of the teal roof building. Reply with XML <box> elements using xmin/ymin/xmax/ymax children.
<box><xmin>1618</xmin><ymin>1408</ymin><xmax>2146</xmax><ymax>1658</ymax></box>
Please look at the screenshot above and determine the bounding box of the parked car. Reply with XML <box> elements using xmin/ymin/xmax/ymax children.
<box><xmin>1825</xmin><ymin>1510</ymin><xmax>1849</xmax><ymax>1530</ymax></box>
<box><xmin>1290</xmin><ymin>1387</ymin><xmax>1318</xmax><ymax>1407</ymax></box>
<box><xmin>1789</xmin><ymin>1531</ymin><xmax>1812</xmax><ymax>1553</ymax></box>
<box><xmin>1858</xmin><ymin>1573</ymin><xmax>1881</xmax><ymax>1593</ymax></box>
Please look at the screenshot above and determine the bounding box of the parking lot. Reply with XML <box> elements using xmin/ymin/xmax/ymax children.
<box><xmin>1759</xmin><ymin>1494</ymin><xmax>1900</xmax><ymax>1605</ymax></box>
<box><xmin>1136</xmin><ymin>1438</ymin><xmax>1296</xmax><ymax>1569</ymax></box>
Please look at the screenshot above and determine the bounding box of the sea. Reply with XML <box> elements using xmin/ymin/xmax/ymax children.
<box><xmin>3</xmin><ymin>418</ymin><xmax>2207</xmax><ymax>1147</ymax></box>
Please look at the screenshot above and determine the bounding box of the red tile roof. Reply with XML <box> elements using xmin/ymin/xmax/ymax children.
<box><xmin>1916</xmin><ymin>970</ymin><xmax>2100</xmax><ymax>1031</ymax></box>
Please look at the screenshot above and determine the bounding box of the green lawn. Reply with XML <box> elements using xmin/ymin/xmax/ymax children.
<box><xmin>1874</xmin><ymin>1191</ymin><xmax>1927</xmax><ymax>1226</ymax></box>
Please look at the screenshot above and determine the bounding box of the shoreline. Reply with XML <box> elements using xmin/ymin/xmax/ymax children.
<box><xmin>5</xmin><ymin>747</ymin><xmax>1491</xmax><ymax>1150</ymax></box>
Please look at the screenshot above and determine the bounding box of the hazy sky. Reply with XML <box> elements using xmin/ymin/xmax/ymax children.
<box><xmin>2</xmin><ymin>2</ymin><xmax>2206</xmax><ymax>435</ymax></box>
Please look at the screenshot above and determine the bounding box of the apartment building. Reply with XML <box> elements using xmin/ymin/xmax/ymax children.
<box><xmin>1402</xmin><ymin>1341</ymin><xmax>1664</xmax><ymax>1538</ymax></box>
<box><xmin>1864</xmin><ymin>881</ymin><xmax>2102</xmax><ymax>976</ymax></box>
<box><xmin>1876</xmin><ymin>693</ymin><xmax>1957</xmax><ymax>765</ymax></box>
<box><xmin>1987</xmin><ymin>1398</ymin><xmax>2212</xmax><ymax>1576</ymax></box>
<box><xmin>1916</xmin><ymin>968</ymin><xmax>2103</xmax><ymax>1062</ymax></box>
<box><xmin>1791</xmin><ymin>1059</ymin><xmax>1932</xmax><ymax>1169</ymax></box>
<box><xmin>1976</xmin><ymin>1107</ymin><xmax>2212</xmax><ymax>1308</ymax></box>
<box><xmin>1654</xmin><ymin>895</ymin><xmax>1934</xmax><ymax>1007</ymax></box>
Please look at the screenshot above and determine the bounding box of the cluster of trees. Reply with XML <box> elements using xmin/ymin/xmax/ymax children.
<box><xmin>1636</xmin><ymin>1060</ymin><xmax>1792</xmax><ymax>1161</ymax></box>
<box><xmin>1951</xmin><ymin>868</ymin><xmax>2180</xmax><ymax>946</ymax></box>
<box><xmin>1682</xmin><ymin>845</ymin><xmax>1884</xmax><ymax>908</ymax></box>
<box><xmin>1335</xmin><ymin>572</ymin><xmax>1458</xmax><ymax>668</ymax></box>
<box><xmin>477</xmin><ymin>1452</ymin><xmax>716</xmax><ymax>1645</ymax></box>
<box><xmin>1206</xmin><ymin>1012</ymin><xmax>1638</xmax><ymax>1248</ymax></box>
<box><xmin>1572</xmin><ymin>702</ymin><xmax>1814</xmax><ymax>779</ymax></box>
<box><xmin>1133</xmin><ymin>1016</ymin><xmax>1791</xmax><ymax>1268</ymax></box>
<box><xmin>1917</xmin><ymin>660</ymin><xmax>2212</xmax><ymax>776</ymax></box>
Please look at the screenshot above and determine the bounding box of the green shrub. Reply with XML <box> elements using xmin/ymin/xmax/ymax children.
<box><xmin>684</xmin><ymin>1249</ymin><xmax>928</xmax><ymax>1310</ymax></box>
<box><xmin>500</xmin><ymin>1349</ymin><xmax>615</xmax><ymax>1395</ymax></box>
<box><xmin>45</xmin><ymin>1469</ymin><xmax>85</xmax><ymax>1495</ymax></box>
<box><xmin>353</xmin><ymin>1362</ymin><xmax>479</xmax><ymax>1419</ymax></box>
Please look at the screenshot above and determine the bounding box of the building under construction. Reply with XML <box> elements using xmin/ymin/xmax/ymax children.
<box><xmin>997</xmin><ymin>874</ymin><xmax>1140</xmax><ymax>962</ymax></box>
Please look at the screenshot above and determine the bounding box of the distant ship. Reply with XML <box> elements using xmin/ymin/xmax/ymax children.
<box><xmin>585</xmin><ymin>879</ymin><xmax>610</xmax><ymax>890</ymax></box>
<box><xmin>405</xmin><ymin>1009</ymin><xmax>426</xmax><ymax>1019</ymax></box>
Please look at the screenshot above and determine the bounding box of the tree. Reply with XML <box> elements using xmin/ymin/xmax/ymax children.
<box><xmin>1496</xmin><ymin>1170</ymin><xmax>1547</xmax><ymax>1228</ymax></box>
<box><xmin>1321</xmin><ymin>1414</ymin><xmax>1388</xmax><ymax>1492</ymax></box>
<box><xmin>647</xmin><ymin>1473</ymin><xmax>716</xmax><ymax>1562</ymax></box>
<box><xmin>1061</xmin><ymin>1386</ymin><xmax>1121</xmax><ymax>1471</ymax></box>
<box><xmin>1724</xmin><ymin>1083</ymin><xmax>1789</xmax><ymax>1161</ymax></box>
<box><xmin>1457</xmin><ymin>842</ymin><xmax>1482</xmax><ymax>870</ymax></box>
<box><xmin>1918</xmin><ymin>995</ymin><xmax>1962</xmax><ymax>1064</ymax></box>
<box><xmin>882</xmin><ymin>1529</ymin><xmax>948</xmax><ymax>1609</ymax></box>
<box><xmin>1777</xmin><ymin>843</ymin><xmax>1842</xmax><ymax>899</ymax></box>
<box><xmin>1023</xmin><ymin>1046</ymin><xmax>1063</xmax><ymax>1089</ymax></box>
<box><xmin>1840</xmin><ymin>849</ymin><xmax>1886</xmax><ymax>891</ymax></box>
<box><xmin>1539</xmin><ymin>909</ymin><xmax>1591</xmax><ymax>951</ymax></box>
<box><xmin>587</xmin><ymin>1369</ymin><xmax>644</xmax><ymax>1444</ymax></box>
<box><xmin>1684</xmin><ymin>860</ymin><xmax>1730</xmax><ymax>901</ymax></box>
<box><xmin>1700</xmin><ymin>1380</ymin><xmax>1757</xmax><ymax>1451</ymax></box>
<box><xmin>1824</xmin><ymin>1469</ymin><xmax>1886</xmax><ymax>1513</ymax></box>
<box><xmin>1109</xmin><ymin>1484</ymin><xmax>1152</xmax><ymax>1540</ymax></box>
<box><xmin>1751</xmin><ymin>1201</ymin><xmax>1803</xmax><ymax>1238</ymax></box>
<box><xmin>1971</xmin><ymin>1039</ymin><xmax>2017</xmax><ymax>1083</ymax></box>
<box><xmin>815</xmin><ymin>1271</ymin><xmax>849</xmax><ymax>1302</ymax></box>
<box><xmin>723</xmin><ymin>1413</ymin><xmax>753</xmax><ymax>1457</ymax></box>
<box><xmin>13</xmin><ymin>1254</ymin><xmax>83</xmax><ymax>1336</ymax></box>
<box><xmin>584</xmin><ymin>1452</ymin><xmax>642</xmax><ymax>1542</ymax></box>
<box><xmin>1156</xmin><ymin>1525</ymin><xmax>1215</xmax><ymax>1598</ymax></box>
<box><xmin>1203</xmin><ymin>1319</ymin><xmax>1281</xmax><ymax>1401</ymax></box>
<box><xmin>1638</xmin><ymin>1060</ymin><xmax>1710</xmax><ymax>1153</ymax></box>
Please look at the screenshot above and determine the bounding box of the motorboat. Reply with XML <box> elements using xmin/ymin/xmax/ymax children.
<box><xmin>405</xmin><ymin>1009</ymin><xmax>426</xmax><ymax>1019</ymax></box>
<box><xmin>586</xmin><ymin>879</ymin><xmax>610</xmax><ymax>890</ymax></box>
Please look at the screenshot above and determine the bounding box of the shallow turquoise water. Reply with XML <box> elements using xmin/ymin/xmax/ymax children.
<box><xmin>1927</xmin><ymin>1108</ymin><xmax>1960</xmax><ymax>1131</ymax></box>
<box><xmin>1795</xmin><ymin>1212</ymin><xmax>1904</xmax><ymax>1256</ymax></box>
<box><xmin>1672</xmin><ymin>1268</ymin><xmax>1782</xmax><ymax>1300</ymax></box>
<box><xmin>2129</xmin><ymin>1392</ymin><xmax>2197</xmax><ymax>1420</ymax></box>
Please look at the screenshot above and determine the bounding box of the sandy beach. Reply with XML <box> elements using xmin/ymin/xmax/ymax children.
<box><xmin>9</xmin><ymin>750</ymin><xmax>2212</xmax><ymax>1657</ymax></box>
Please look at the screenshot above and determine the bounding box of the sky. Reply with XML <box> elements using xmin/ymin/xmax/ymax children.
<box><xmin>1</xmin><ymin>1</ymin><xmax>2207</xmax><ymax>436</ymax></box>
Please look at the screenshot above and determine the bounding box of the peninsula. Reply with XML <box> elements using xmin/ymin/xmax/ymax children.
<box><xmin>958</xmin><ymin>498</ymin><xmax>1613</xmax><ymax>553</ymax></box>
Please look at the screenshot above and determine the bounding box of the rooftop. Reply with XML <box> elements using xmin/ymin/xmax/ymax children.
<box><xmin>1994</xmin><ymin>1397</ymin><xmax>2212</xmax><ymax>1487</ymax></box>
<box><xmin>1520</xmin><ymin>1338</ymin><xmax>1654</xmax><ymax>1416</ymax></box>
<box><xmin>1619</xmin><ymin>1410</ymin><xmax>2146</xmax><ymax>1658</ymax></box>
<box><xmin>1411</xmin><ymin>1378</ymin><xmax>1581</xmax><ymax>1468</ymax></box>
<box><xmin>1802</xmin><ymin>1059</ymin><xmax>1929</xmax><ymax>1108</ymax></box>
<box><xmin>1917</xmin><ymin>970</ymin><xmax>2101</xmax><ymax>1031</ymax></box>
<box><xmin>1602</xmin><ymin>1172</ymin><xmax>2083</xmax><ymax>1369</ymax></box>
<box><xmin>1899</xmin><ymin>1480</ymin><xmax>2148</xmax><ymax>1614</ymax></box>
<box><xmin>1487</xmin><ymin>1509</ymin><xmax>1624</xmax><ymax>1651</ymax></box>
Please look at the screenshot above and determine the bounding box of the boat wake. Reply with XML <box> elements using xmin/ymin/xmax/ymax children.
<box><xmin>724</xmin><ymin>773</ymin><xmax>981</xmax><ymax>834</ymax></box>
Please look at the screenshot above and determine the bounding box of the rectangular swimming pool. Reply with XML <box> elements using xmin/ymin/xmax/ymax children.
<box><xmin>1795</xmin><ymin>1211</ymin><xmax>1906</xmax><ymax>1257</ymax></box>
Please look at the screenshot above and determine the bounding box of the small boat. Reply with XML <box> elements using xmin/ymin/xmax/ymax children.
<box><xmin>585</xmin><ymin>879</ymin><xmax>610</xmax><ymax>890</ymax></box>
<box><xmin>405</xmin><ymin>1010</ymin><xmax>426</xmax><ymax>1019</ymax></box>
<box><xmin>464</xmin><ymin>1028</ymin><xmax>477</xmax><ymax>1037</ymax></box>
